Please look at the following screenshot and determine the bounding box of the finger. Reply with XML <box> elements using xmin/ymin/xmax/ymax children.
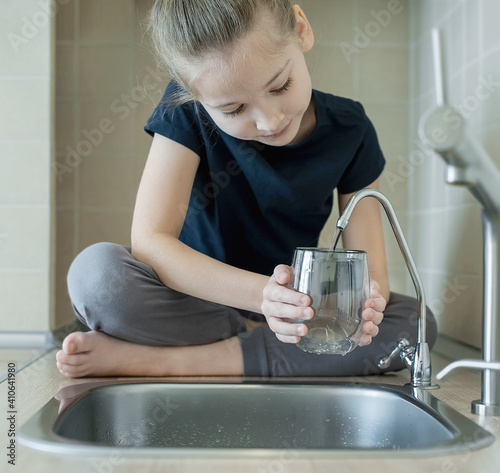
<box><xmin>267</xmin><ymin>316</ymin><xmax>309</xmax><ymax>337</ymax></box>
<box><xmin>361</xmin><ymin>320</ymin><xmax>379</xmax><ymax>337</ymax></box>
<box><xmin>365</xmin><ymin>296</ymin><xmax>386</xmax><ymax>313</ymax></box>
<box><xmin>262</xmin><ymin>296</ymin><xmax>313</xmax><ymax>321</ymax></box>
<box><xmin>275</xmin><ymin>333</ymin><xmax>302</xmax><ymax>344</ymax></box>
<box><xmin>362</xmin><ymin>307</ymin><xmax>384</xmax><ymax>325</ymax></box>
<box><xmin>265</xmin><ymin>284</ymin><xmax>311</xmax><ymax>308</ymax></box>
<box><xmin>358</xmin><ymin>333</ymin><xmax>373</xmax><ymax>347</ymax></box>
<box><xmin>273</xmin><ymin>264</ymin><xmax>292</xmax><ymax>285</ymax></box>
<box><xmin>370</xmin><ymin>279</ymin><xmax>381</xmax><ymax>293</ymax></box>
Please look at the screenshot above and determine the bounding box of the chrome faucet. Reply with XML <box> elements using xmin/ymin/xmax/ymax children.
<box><xmin>418</xmin><ymin>29</ymin><xmax>500</xmax><ymax>416</ymax></box>
<box><xmin>335</xmin><ymin>188</ymin><xmax>436</xmax><ymax>389</ymax></box>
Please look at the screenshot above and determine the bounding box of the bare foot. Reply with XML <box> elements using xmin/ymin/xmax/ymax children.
<box><xmin>56</xmin><ymin>331</ymin><xmax>164</xmax><ymax>378</ymax></box>
<box><xmin>56</xmin><ymin>330</ymin><xmax>244</xmax><ymax>378</ymax></box>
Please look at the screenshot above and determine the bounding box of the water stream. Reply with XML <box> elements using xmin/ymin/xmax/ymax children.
<box><xmin>329</xmin><ymin>227</ymin><xmax>343</xmax><ymax>251</ymax></box>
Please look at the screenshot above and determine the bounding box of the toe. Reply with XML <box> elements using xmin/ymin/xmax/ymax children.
<box><xmin>56</xmin><ymin>350</ymin><xmax>88</xmax><ymax>366</ymax></box>
<box><xmin>62</xmin><ymin>331</ymin><xmax>92</xmax><ymax>354</ymax></box>
<box><xmin>57</xmin><ymin>361</ymin><xmax>88</xmax><ymax>378</ymax></box>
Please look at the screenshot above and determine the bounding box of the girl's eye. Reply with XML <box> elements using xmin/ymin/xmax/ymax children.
<box><xmin>223</xmin><ymin>104</ymin><xmax>245</xmax><ymax>118</ymax></box>
<box><xmin>271</xmin><ymin>77</ymin><xmax>293</xmax><ymax>95</ymax></box>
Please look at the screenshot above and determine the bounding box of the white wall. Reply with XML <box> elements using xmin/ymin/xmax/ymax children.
<box><xmin>0</xmin><ymin>0</ymin><xmax>55</xmax><ymax>331</ymax></box>
<box><xmin>408</xmin><ymin>0</ymin><xmax>500</xmax><ymax>348</ymax></box>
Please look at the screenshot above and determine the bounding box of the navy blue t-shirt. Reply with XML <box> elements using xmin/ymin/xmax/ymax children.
<box><xmin>145</xmin><ymin>81</ymin><xmax>385</xmax><ymax>276</ymax></box>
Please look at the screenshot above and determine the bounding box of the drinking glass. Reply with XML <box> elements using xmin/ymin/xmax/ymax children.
<box><xmin>289</xmin><ymin>248</ymin><xmax>370</xmax><ymax>355</ymax></box>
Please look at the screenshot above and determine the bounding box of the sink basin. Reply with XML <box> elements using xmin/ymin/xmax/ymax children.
<box><xmin>19</xmin><ymin>379</ymin><xmax>494</xmax><ymax>457</ymax></box>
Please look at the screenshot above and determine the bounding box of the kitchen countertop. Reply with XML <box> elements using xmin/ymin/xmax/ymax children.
<box><xmin>2</xmin><ymin>348</ymin><xmax>499</xmax><ymax>473</ymax></box>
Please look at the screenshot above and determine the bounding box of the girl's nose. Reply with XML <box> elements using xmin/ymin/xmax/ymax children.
<box><xmin>254</xmin><ymin>107</ymin><xmax>285</xmax><ymax>134</ymax></box>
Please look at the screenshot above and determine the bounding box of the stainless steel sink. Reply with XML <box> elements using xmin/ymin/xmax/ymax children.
<box><xmin>19</xmin><ymin>380</ymin><xmax>495</xmax><ymax>457</ymax></box>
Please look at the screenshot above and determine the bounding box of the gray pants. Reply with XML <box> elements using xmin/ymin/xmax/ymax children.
<box><xmin>67</xmin><ymin>242</ymin><xmax>438</xmax><ymax>377</ymax></box>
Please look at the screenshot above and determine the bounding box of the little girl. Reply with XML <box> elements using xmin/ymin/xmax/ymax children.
<box><xmin>56</xmin><ymin>0</ymin><xmax>437</xmax><ymax>378</ymax></box>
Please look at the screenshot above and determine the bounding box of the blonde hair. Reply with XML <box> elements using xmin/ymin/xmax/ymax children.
<box><xmin>148</xmin><ymin>0</ymin><xmax>296</xmax><ymax>105</ymax></box>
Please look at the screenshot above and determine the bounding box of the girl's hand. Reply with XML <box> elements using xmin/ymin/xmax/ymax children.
<box><xmin>261</xmin><ymin>265</ymin><xmax>313</xmax><ymax>343</ymax></box>
<box><xmin>355</xmin><ymin>279</ymin><xmax>386</xmax><ymax>347</ymax></box>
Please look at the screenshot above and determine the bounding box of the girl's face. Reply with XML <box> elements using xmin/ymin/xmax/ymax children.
<box><xmin>192</xmin><ymin>6</ymin><xmax>315</xmax><ymax>147</ymax></box>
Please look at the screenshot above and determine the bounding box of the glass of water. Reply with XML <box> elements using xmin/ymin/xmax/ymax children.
<box><xmin>289</xmin><ymin>248</ymin><xmax>370</xmax><ymax>356</ymax></box>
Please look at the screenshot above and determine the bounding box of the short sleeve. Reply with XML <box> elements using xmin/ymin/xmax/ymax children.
<box><xmin>144</xmin><ymin>81</ymin><xmax>205</xmax><ymax>156</ymax></box>
<box><xmin>336</xmin><ymin>108</ymin><xmax>385</xmax><ymax>194</ymax></box>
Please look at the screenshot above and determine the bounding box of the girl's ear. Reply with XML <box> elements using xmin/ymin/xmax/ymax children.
<box><xmin>292</xmin><ymin>5</ymin><xmax>314</xmax><ymax>52</ymax></box>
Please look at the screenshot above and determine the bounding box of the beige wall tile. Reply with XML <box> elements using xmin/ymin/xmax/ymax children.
<box><xmin>0</xmin><ymin>142</ymin><xmax>50</xmax><ymax>205</ymax></box>
<box><xmin>408</xmin><ymin>210</ymin><xmax>448</xmax><ymax>273</ymax></box>
<box><xmin>134</xmin><ymin>45</ymin><xmax>162</xmax><ymax>80</ymax></box>
<box><xmin>379</xmin><ymin>158</ymin><xmax>409</xmax><ymax>212</ymax></box>
<box><xmin>300</xmin><ymin>0</ymin><xmax>354</xmax><ymax>43</ymax></box>
<box><xmin>307</xmin><ymin>44</ymin><xmax>355</xmax><ymax>98</ymax></box>
<box><xmin>362</xmin><ymin>102</ymin><xmax>409</xmax><ymax>159</ymax></box>
<box><xmin>55</xmin><ymin>44</ymin><xmax>75</xmax><ymax>97</ymax></box>
<box><xmin>382</xmin><ymin>211</ymin><xmax>408</xmax><ymax>266</ymax></box>
<box><xmin>55</xmin><ymin>209</ymin><xmax>76</xmax><ymax>327</ymax></box>
<box><xmin>79</xmin><ymin>100</ymin><xmax>134</xmax><ymax>157</ymax></box>
<box><xmin>79</xmin><ymin>155</ymin><xmax>138</xmax><ymax>209</ymax></box>
<box><xmin>134</xmin><ymin>0</ymin><xmax>156</xmax><ymax>43</ymax></box>
<box><xmin>444</xmin><ymin>205</ymin><xmax>483</xmax><ymax>277</ymax></box>
<box><xmin>55</xmin><ymin>0</ymin><xmax>74</xmax><ymax>41</ymax></box>
<box><xmin>0</xmin><ymin>272</ymin><xmax>50</xmax><ymax>331</ymax></box>
<box><xmin>79</xmin><ymin>45</ymin><xmax>132</xmax><ymax>98</ymax></box>
<box><xmin>432</xmin><ymin>273</ymin><xmax>482</xmax><ymax>348</ymax></box>
<box><xmin>80</xmin><ymin>0</ymin><xmax>132</xmax><ymax>41</ymax></box>
<box><xmin>55</xmin><ymin>101</ymin><xmax>75</xmax><ymax>155</ymax></box>
<box><xmin>359</xmin><ymin>46</ymin><xmax>409</xmax><ymax>101</ymax></box>
<box><xmin>79</xmin><ymin>209</ymin><xmax>133</xmax><ymax>250</ymax></box>
<box><xmin>54</xmin><ymin>153</ymin><xmax>76</xmax><ymax>208</ymax></box>
<box><xmin>356</xmin><ymin>0</ymin><xmax>409</xmax><ymax>44</ymax></box>
<box><xmin>386</xmin><ymin>265</ymin><xmax>408</xmax><ymax>295</ymax></box>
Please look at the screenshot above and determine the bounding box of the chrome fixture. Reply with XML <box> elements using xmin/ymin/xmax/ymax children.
<box><xmin>336</xmin><ymin>188</ymin><xmax>436</xmax><ymax>389</ymax></box>
<box><xmin>419</xmin><ymin>29</ymin><xmax>500</xmax><ymax>416</ymax></box>
<box><xmin>19</xmin><ymin>379</ymin><xmax>495</xmax><ymax>455</ymax></box>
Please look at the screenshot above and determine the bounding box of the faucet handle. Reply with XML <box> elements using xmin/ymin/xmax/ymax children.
<box><xmin>378</xmin><ymin>338</ymin><xmax>411</xmax><ymax>370</ymax></box>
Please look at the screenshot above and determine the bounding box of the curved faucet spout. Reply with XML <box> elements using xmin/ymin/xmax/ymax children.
<box><xmin>336</xmin><ymin>188</ymin><xmax>434</xmax><ymax>388</ymax></box>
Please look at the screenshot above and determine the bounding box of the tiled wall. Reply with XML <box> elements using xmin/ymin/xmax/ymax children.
<box><xmin>408</xmin><ymin>0</ymin><xmax>500</xmax><ymax>348</ymax></box>
<box><xmin>0</xmin><ymin>0</ymin><xmax>54</xmax><ymax>331</ymax></box>
<box><xmin>308</xmin><ymin>0</ymin><xmax>411</xmax><ymax>294</ymax></box>
<box><xmin>54</xmin><ymin>0</ymin><xmax>163</xmax><ymax>325</ymax></box>
<box><xmin>52</xmin><ymin>0</ymin><xmax>411</xmax><ymax>326</ymax></box>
